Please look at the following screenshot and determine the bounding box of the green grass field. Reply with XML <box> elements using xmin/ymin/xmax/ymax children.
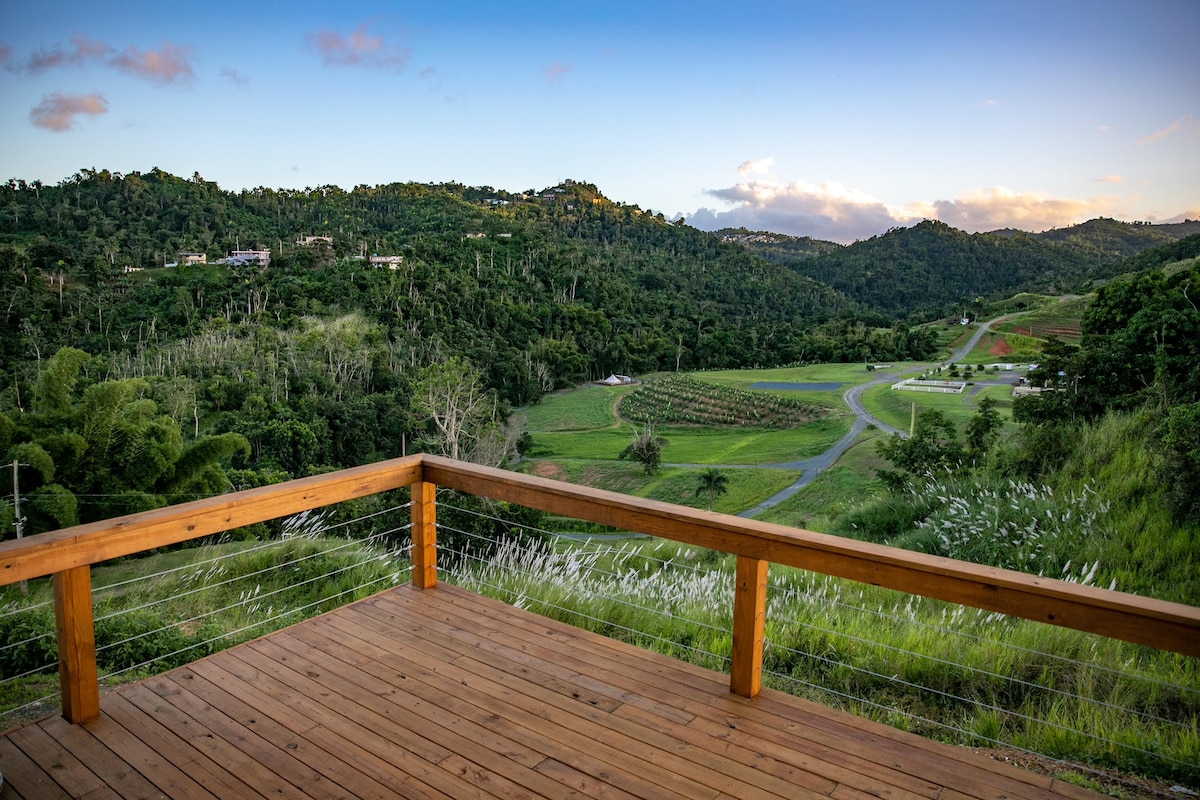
<box><xmin>518</xmin><ymin>384</ymin><xmax>632</xmax><ymax>431</ymax></box>
<box><xmin>861</xmin><ymin>381</ymin><xmax>1015</xmax><ymax>433</ymax></box>
<box><xmin>529</xmin><ymin>415</ymin><xmax>850</xmax><ymax>465</ymax></box>
<box><xmin>528</xmin><ymin>460</ymin><xmax>802</xmax><ymax>515</ymax></box>
<box><xmin>758</xmin><ymin>428</ymin><xmax>888</xmax><ymax>531</ymax></box>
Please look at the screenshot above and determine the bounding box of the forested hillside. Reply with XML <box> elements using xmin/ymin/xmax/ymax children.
<box><xmin>0</xmin><ymin>168</ymin><xmax>933</xmax><ymax>385</ymax></box>
<box><xmin>0</xmin><ymin>169</ymin><xmax>946</xmax><ymax>533</ymax></box>
<box><xmin>732</xmin><ymin>217</ymin><xmax>1197</xmax><ymax>318</ymax></box>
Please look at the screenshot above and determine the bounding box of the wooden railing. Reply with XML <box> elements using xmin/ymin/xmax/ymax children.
<box><xmin>3</xmin><ymin>453</ymin><xmax>1199</xmax><ymax>725</ymax></box>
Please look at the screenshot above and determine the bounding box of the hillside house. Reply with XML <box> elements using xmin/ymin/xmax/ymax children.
<box><xmin>369</xmin><ymin>254</ymin><xmax>405</xmax><ymax>270</ymax></box>
<box><xmin>219</xmin><ymin>249</ymin><xmax>271</xmax><ymax>267</ymax></box>
<box><xmin>179</xmin><ymin>252</ymin><xmax>207</xmax><ymax>265</ymax></box>
<box><xmin>296</xmin><ymin>235</ymin><xmax>334</xmax><ymax>247</ymax></box>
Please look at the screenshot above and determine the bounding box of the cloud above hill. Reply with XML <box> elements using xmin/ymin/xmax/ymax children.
<box><xmin>930</xmin><ymin>187</ymin><xmax>1123</xmax><ymax>233</ymax></box>
<box><xmin>688</xmin><ymin>175</ymin><xmax>1130</xmax><ymax>242</ymax></box>
<box><xmin>688</xmin><ymin>178</ymin><xmax>921</xmax><ymax>243</ymax></box>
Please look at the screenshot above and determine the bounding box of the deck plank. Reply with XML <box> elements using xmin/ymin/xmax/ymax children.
<box><xmin>0</xmin><ymin>583</ymin><xmax>1107</xmax><ymax>800</ymax></box>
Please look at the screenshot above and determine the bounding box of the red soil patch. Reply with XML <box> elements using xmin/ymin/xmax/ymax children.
<box><xmin>989</xmin><ymin>338</ymin><xmax>1015</xmax><ymax>356</ymax></box>
<box><xmin>532</xmin><ymin>461</ymin><xmax>567</xmax><ymax>480</ymax></box>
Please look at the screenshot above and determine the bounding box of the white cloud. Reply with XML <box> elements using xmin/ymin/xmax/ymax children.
<box><xmin>687</xmin><ymin>178</ymin><xmax>1129</xmax><ymax>242</ymax></box>
<box><xmin>1095</xmin><ymin>175</ymin><xmax>1122</xmax><ymax>184</ymax></box>
<box><xmin>931</xmin><ymin>187</ymin><xmax>1124</xmax><ymax>232</ymax></box>
<box><xmin>1139</xmin><ymin>114</ymin><xmax>1197</xmax><ymax>145</ymax></box>
<box><xmin>736</xmin><ymin>157</ymin><xmax>774</xmax><ymax>176</ymax></box>
<box><xmin>688</xmin><ymin>178</ymin><xmax>919</xmax><ymax>243</ymax></box>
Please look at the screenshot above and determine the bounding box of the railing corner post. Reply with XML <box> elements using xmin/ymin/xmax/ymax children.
<box><xmin>53</xmin><ymin>565</ymin><xmax>100</xmax><ymax>724</ymax></box>
<box><xmin>731</xmin><ymin>555</ymin><xmax>768</xmax><ymax>698</ymax></box>
<box><xmin>411</xmin><ymin>481</ymin><xmax>438</xmax><ymax>589</ymax></box>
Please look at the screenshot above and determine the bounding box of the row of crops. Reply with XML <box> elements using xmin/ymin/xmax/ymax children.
<box><xmin>617</xmin><ymin>375</ymin><xmax>828</xmax><ymax>429</ymax></box>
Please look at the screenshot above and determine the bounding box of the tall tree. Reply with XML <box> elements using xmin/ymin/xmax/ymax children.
<box><xmin>412</xmin><ymin>357</ymin><xmax>507</xmax><ymax>466</ymax></box>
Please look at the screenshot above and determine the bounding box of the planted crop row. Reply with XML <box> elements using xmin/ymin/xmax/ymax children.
<box><xmin>618</xmin><ymin>375</ymin><xmax>827</xmax><ymax>429</ymax></box>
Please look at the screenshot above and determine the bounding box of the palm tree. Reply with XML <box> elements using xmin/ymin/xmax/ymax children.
<box><xmin>696</xmin><ymin>468</ymin><xmax>728</xmax><ymax>512</ymax></box>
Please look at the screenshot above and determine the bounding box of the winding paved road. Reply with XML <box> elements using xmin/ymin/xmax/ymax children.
<box><xmin>732</xmin><ymin>314</ymin><xmax>1015</xmax><ymax>518</ymax></box>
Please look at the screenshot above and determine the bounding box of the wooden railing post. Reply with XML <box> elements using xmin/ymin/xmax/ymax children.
<box><xmin>411</xmin><ymin>481</ymin><xmax>437</xmax><ymax>589</ymax></box>
<box><xmin>730</xmin><ymin>556</ymin><xmax>768</xmax><ymax>698</ymax></box>
<box><xmin>53</xmin><ymin>566</ymin><xmax>100</xmax><ymax>723</ymax></box>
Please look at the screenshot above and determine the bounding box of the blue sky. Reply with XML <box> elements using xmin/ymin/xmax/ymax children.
<box><xmin>1</xmin><ymin>0</ymin><xmax>1197</xmax><ymax>243</ymax></box>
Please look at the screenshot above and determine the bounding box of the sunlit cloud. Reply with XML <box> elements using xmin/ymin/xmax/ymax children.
<box><xmin>1098</xmin><ymin>124</ymin><xmax>1111</xmax><ymax>132</ymax></box>
<box><xmin>1095</xmin><ymin>175</ymin><xmax>1122</xmax><ymax>184</ymax></box>
<box><xmin>1160</xmin><ymin>208</ymin><xmax>1200</xmax><ymax>224</ymax></box>
<box><xmin>220</xmin><ymin>67</ymin><xmax>249</xmax><ymax>87</ymax></box>
<box><xmin>30</xmin><ymin>92</ymin><xmax>108</xmax><ymax>131</ymax></box>
<box><xmin>110</xmin><ymin>41</ymin><xmax>194</xmax><ymax>85</ymax></box>
<box><xmin>307</xmin><ymin>22</ymin><xmax>410</xmax><ymax>72</ymax></box>
<box><xmin>931</xmin><ymin>186</ymin><xmax>1123</xmax><ymax>232</ymax></box>
<box><xmin>542</xmin><ymin>61</ymin><xmax>572</xmax><ymax>84</ymax></box>
<box><xmin>688</xmin><ymin>176</ymin><xmax>1129</xmax><ymax>242</ymax></box>
<box><xmin>13</xmin><ymin>34</ymin><xmax>194</xmax><ymax>86</ymax></box>
<box><xmin>688</xmin><ymin>178</ymin><xmax>917</xmax><ymax>244</ymax></box>
<box><xmin>737</xmin><ymin>157</ymin><xmax>774</xmax><ymax>176</ymax></box>
<box><xmin>983</xmin><ymin>98</ymin><xmax>998</xmax><ymax>106</ymax></box>
<box><xmin>1139</xmin><ymin>114</ymin><xmax>1197</xmax><ymax>144</ymax></box>
<box><xmin>22</xmin><ymin>34</ymin><xmax>111</xmax><ymax>72</ymax></box>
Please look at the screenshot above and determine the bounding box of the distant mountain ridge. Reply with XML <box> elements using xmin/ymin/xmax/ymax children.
<box><xmin>722</xmin><ymin>216</ymin><xmax>1199</xmax><ymax>319</ymax></box>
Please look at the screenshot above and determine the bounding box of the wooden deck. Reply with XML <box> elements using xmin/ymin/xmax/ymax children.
<box><xmin>0</xmin><ymin>583</ymin><xmax>1103</xmax><ymax>800</ymax></box>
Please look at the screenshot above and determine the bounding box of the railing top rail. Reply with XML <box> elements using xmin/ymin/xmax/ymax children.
<box><xmin>3</xmin><ymin>453</ymin><xmax>1198</xmax><ymax>657</ymax></box>
<box><xmin>0</xmin><ymin>455</ymin><xmax>424</xmax><ymax>585</ymax></box>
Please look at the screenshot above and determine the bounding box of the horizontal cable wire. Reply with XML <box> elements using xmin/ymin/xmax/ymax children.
<box><xmin>1</xmin><ymin>658</ymin><xmax>66</xmax><ymax>684</ymax></box>
<box><xmin>92</xmin><ymin>503</ymin><xmax>411</xmax><ymax>595</ymax></box>
<box><xmin>439</xmin><ymin>523</ymin><xmax>730</xmax><ymax>637</ymax></box>
<box><xmin>445</xmin><ymin>501</ymin><xmax>1178</xmax><ymax>688</ymax></box>
<box><xmin>0</xmin><ymin>598</ymin><xmax>54</xmax><ymax>620</ymax></box>
<box><xmin>766</xmin><ymin>605</ymin><xmax>1190</xmax><ymax>731</ymax></box>
<box><xmin>441</xmin><ymin>554</ymin><xmax>730</xmax><ymax>668</ymax></box>
<box><xmin>0</xmin><ymin>689</ymin><xmax>60</xmax><ymax>721</ymax></box>
<box><xmin>765</xmin><ymin>638</ymin><xmax>1191</xmax><ymax>771</ymax></box>
<box><xmin>93</xmin><ymin>523</ymin><xmax>409</xmax><ymax>624</ymax></box>
<box><xmin>763</xmin><ymin>668</ymin><xmax>1135</xmax><ymax>793</ymax></box>
<box><xmin>95</xmin><ymin>543</ymin><xmax>411</xmax><ymax>659</ymax></box>
<box><xmin>438</xmin><ymin>504</ymin><xmax>722</xmax><ymax>585</ymax></box>
<box><xmin>767</xmin><ymin>576</ymin><xmax>1199</xmax><ymax>698</ymax></box>
<box><xmin>101</xmin><ymin>571</ymin><xmax>403</xmax><ymax>683</ymax></box>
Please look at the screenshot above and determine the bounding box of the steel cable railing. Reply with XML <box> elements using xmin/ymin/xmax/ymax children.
<box><xmin>434</xmin><ymin>501</ymin><xmax>1200</xmax><ymax>793</ymax></box>
<box><xmin>0</xmin><ymin>500</ymin><xmax>414</xmax><ymax>730</ymax></box>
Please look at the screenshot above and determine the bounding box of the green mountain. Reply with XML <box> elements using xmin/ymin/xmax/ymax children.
<box><xmin>1</xmin><ymin>169</ymin><xmax>883</xmax><ymax>407</ymax></box>
<box><xmin>774</xmin><ymin>220</ymin><xmax>1094</xmax><ymax>318</ymax></box>
<box><xmin>712</xmin><ymin>228</ymin><xmax>843</xmax><ymax>262</ymax></box>
<box><xmin>1022</xmin><ymin>216</ymin><xmax>1200</xmax><ymax>262</ymax></box>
